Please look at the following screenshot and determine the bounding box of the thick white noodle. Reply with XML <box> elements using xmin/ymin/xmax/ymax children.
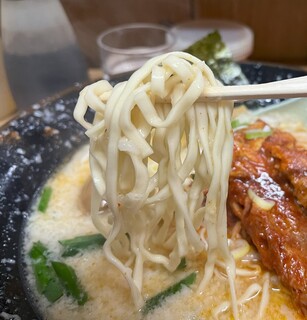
<box><xmin>74</xmin><ymin>52</ymin><xmax>237</xmax><ymax>313</ymax></box>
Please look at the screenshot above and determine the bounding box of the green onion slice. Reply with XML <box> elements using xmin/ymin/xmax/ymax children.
<box><xmin>142</xmin><ymin>272</ymin><xmax>196</xmax><ymax>315</ymax></box>
<box><xmin>231</xmin><ymin>119</ymin><xmax>249</xmax><ymax>129</ymax></box>
<box><xmin>245</xmin><ymin>126</ymin><xmax>272</xmax><ymax>140</ymax></box>
<box><xmin>59</xmin><ymin>234</ymin><xmax>106</xmax><ymax>257</ymax></box>
<box><xmin>176</xmin><ymin>257</ymin><xmax>187</xmax><ymax>270</ymax></box>
<box><xmin>38</xmin><ymin>186</ymin><xmax>52</xmax><ymax>213</ymax></box>
<box><xmin>51</xmin><ymin>261</ymin><xmax>88</xmax><ymax>306</ymax></box>
<box><xmin>247</xmin><ymin>188</ymin><xmax>275</xmax><ymax>210</ymax></box>
<box><xmin>29</xmin><ymin>242</ymin><xmax>64</xmax><ymax>303</ymax></box>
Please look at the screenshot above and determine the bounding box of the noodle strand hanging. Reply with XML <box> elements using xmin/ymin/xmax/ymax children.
<box><xmin>74</xmin><ymin>52</ymin><xmax>236</xmax><ymax>313</ymax></box>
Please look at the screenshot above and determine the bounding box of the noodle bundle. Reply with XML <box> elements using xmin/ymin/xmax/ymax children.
<box><xmin>74</xmin><ymin>52</ymin><xmax>236</xmax><ymax>313</ymax></box>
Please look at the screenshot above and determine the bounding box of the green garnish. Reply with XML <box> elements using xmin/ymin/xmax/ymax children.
<box><xmin>245</xmin><ymin>128</ymin><xmax>272</xmax><ymax>140</ymax></box>
<box><xmin>29</xmin><ymin>242</ymin><xmax>64</xmax><ymax>303</ymax></box>
<box><xmin>51</xmin><ymin>261</ymin><xmax>88</xmax><ymax>306</ymax></box>
<box><xmin>176</xmin><ymin>257</ymin><xmax>187</xmax><ymax>270</ymax></box>
<box><xmin>38</xmin><ymin>186</ymin><xmax>52</xmax><ymax>213</ymax></box>
<box><xmin>29</xmin><ymin>242</ymin><xmax>89</xmax><ymax>306</ymax></box>
<box><xmin>142</xmin><ymin>272</ymin><xmax>196</xmax><ymax>315</ymax></box>
<box><xmin>231</xmin><ymin>119</ymin><xmax>249</xmax><ymax>129</ymax></box>
<box><xmin>184</xmin><ymin>31</ymin><xmax>248</xmax><ymax>86</ymax></box>
<box><xmin>59</xmin><ymin>234</ymin><xmax>106</xmax><ymax>257</ymax></box>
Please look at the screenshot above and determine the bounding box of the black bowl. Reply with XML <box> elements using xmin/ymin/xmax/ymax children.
<box><xmin>0</xmin><ymin>63</ymin><xmax>306</xmax><ymax>319</ymax></box>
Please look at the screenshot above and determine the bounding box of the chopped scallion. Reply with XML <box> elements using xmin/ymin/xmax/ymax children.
<box><xmin>176</xmin><ymin>257</ymin><xmax>187</xmax><ymax>270</ymax></box>
<box><xmin>29</xmin><ymin>242</ymin><xmax>64</xmax><ymax>303</ymax></box>
<box><xmin>142</xmin><ymin>272</ymin><xmax>196</xmax><ymax>315</ymax></box>
<box><xmin>59</xmin><ymin>234</ymin><xmax>106</xmax><ymax>257</ymax></box>
<box><xmin>247</xmin><ymin>188</ymin><xmax>275</xmax><ymax>210</ymax></box>
<box><xmin>231</xmin><ymin>119</ymin><xmax>249</xmax><ymax>129</ymax></box>
<box><xmin>245</xmin><ymin>127</ymin><xmax>272</xmax><ymax>140</ymax></box>
<box><xmin>38</xmin><ymin>186</ymin><xmax>52</xmax><ymax>213</ymax></box>
<box><xmin>51</xmin><ymin>261</ymin><xmax>88</xmax><ymax>306</ymax></box>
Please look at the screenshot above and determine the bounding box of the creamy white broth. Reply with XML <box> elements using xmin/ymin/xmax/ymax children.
<box><xmin>23</xmin><ymin>143</ymin><xmax>304</xmax><ymax>320</ymax></box>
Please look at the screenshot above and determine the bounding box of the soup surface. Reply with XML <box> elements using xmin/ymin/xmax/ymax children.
<box><xmin>23</xmin><ymin>108</ymin><xmax>306</xmax><ymax>320</ymax></box>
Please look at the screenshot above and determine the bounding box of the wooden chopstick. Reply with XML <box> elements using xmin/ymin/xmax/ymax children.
<box><xmin>159</xmin><ymin>75</ymin><xmax>307</xmax><ymax>102</ymax></box>
<box><xmin>201</xmin><ymin>76</ymin><xmax>307</xmax><ymax>101</ymax></box>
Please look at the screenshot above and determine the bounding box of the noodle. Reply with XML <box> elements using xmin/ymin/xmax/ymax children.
<box><xmin>74</xmin><ymin>52</ymin><xmax>237</xmax><ymax>314</ymax></box>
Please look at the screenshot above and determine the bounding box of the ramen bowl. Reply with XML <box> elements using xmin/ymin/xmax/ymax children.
<box><xmin>0</xmin><ymin>62</ymin><xmax>306</xmax><ymax>319</ymax></box>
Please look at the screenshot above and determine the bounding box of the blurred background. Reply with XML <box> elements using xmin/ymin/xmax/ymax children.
<box><xmin>1</xmin><ymin>0</ymin><xmax>307</xmax><ymax>120</ymax></box>
<box><xmin>60</xmin><ymin>0</ymin><xmax>307</xmax><ymax>67</ymax></box>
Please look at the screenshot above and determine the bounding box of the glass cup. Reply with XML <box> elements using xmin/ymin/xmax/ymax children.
<box><xmin>97</xmin><ymin>23</ymin><xmax>176</xmax><ymax>79</ymax></box>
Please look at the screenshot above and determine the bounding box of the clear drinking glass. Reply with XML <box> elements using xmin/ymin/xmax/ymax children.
<box><xmin>97</xmin><ymin>23</ymin><xmax>176</xmax><ymax>79</ymax></box>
